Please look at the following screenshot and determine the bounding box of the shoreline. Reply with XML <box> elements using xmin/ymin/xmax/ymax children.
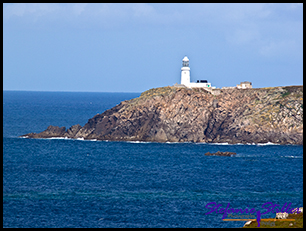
<box><xmin>17</xmin><ymin>136</ymin><xmax>304</xmax><ymax>146</ymax></box>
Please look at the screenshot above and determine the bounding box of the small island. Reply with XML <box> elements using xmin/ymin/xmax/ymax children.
<box><xmin>205</xmin><ymin>151</ymin><xmax>236</xmax><ymax>157</ymax></box>
<box><xmin>21</xmin><ymin>85</ymin><xmax>303</xmax><ymax>145</ymax></box>
<box><xmin>20</xmin><ymin>56</ymin><xmax>303</xmax><ymax>145</ymax></box>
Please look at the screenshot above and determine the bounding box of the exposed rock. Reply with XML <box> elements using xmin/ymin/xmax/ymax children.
<box><xmin>292</xmin><ymin>207</ymin><xmax>303</xmax><ymax>214</ymax></box>
<box><xmin>205</xmin><ymin>151</ymin><xmax>236</xmax><ymax>157</ymax></box>
<box><xmin>66</xmin><ymin>124</ymin><xmax>82</xmax><ymax>137</ymax></box>
<box><xmin>21</xmin><ymin>85</ymin><xmax>303</xmax><ymax>144</ymax></box>
<box><xmin>24</xmin><ymin>125</ymin><xmax>66</xmax><ymax>138</ymax></box>
<box><xmin>243</xmin><ymin>220</ymin><xmax>253</xmax><ymax>227</ymax></box>
<box><xmin>276</xmin><ymin>212</ymin><xmax>289</xmax><ymax>219</ymax></box>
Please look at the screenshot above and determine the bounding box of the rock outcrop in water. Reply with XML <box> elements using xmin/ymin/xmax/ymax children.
<box><xmin>205</xmin><ymin>151</ymin><xmax>236</xmax><ymax>157</ymax></box>
<box><xmin>21</xmin><ymin>85</ymin><xmax>303</xmax><ymax>145</ymax></box>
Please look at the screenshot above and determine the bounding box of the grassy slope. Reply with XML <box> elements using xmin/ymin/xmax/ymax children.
<box><xmin>243</xmin><ymin>213</ymin><xmax>303</xmax><ymax>228</ymax></box>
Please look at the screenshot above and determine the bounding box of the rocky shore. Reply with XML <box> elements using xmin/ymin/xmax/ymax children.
<box><xmin>21</xmin><ymin>85</ymin><xmax>303</xmax><ymax>145</ymax></box>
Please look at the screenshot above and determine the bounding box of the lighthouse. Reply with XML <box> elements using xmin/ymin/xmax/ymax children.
<box><xmin>176</xmin><ymin>56</ymin><xmax>215</xmax><ymax>90</ymax></box>
<box><xmin>181</xmin><ymin>56</ymin><xmax>190</xmax><ymax>86</ymax></box>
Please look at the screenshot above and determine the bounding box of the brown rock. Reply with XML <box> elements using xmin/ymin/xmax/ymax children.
<box><xmin>205</xmin><ymin>151</ymin><xmax>236</xmax><ymax>156</ymax></box>
<box><xmin>20</xmin><ymin>85</ymin><xmax>303</xmax><ymax>144</ymax></box>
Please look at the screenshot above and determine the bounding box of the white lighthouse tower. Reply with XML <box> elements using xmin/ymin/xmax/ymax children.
<box><xmin>181</xmin><ymin>56</ymin><xmax>190</xmax><ymax>87</ymax></box>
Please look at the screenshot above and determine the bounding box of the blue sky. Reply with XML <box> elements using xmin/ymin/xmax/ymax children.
<box><xmin>3</xmin><ymin>3</ymin><xmax>303</xmax><ymax>92</ymax></box>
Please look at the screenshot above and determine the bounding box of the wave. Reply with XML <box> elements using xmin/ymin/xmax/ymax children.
<box><xmin>19</xmin><ymin>136</ymin><xmax>28</xmax><ymax>138</ymax></box>
<box><xmin>207</xmin><ymin>142</ymin><xmax>231</xmax><ymax>145</ymax></box>
<box><xmin>15</xmin><ymin>137</ymin><xmax>297</xmax><ymax>146</ymax></box>
<box><xmin>126</xmin><ymin>141</ymin><xmax>151</xmax><ymax>144</ymax></box>
<box><xmin>208</xmin><ymin>142</ymin><xmax>281</xmax><ymax>146</ymax></box>
<box><xmin>205</xmin><ymin>141</ymin><xmax>281</xmax><ymax>146</ymax></box>
<box><xmin>281</xmin><ymin>156</ymin><xmax>303</xmax><ymax>159</ymax></box>
<box><xmin>206</xmin><ymin>142</ymin><xmax>254</xmax><ymax>145</ymax></box>
<box><xmin>237</xmin><ymin>143</ymin><xmax>256</xmax><ymax>145</ymax></box>
<box><xmin>257</xmin><ymin>142</ymin><xmax>280</xmax><ymax>146</ymax></box>
<box><xmin>77</xmin><ymin>138</ymin><xmax>99</xmax><ymax>141</ymax></box>
<box><xmin>45</xmin><ymin>137</ymin><xmax>72</xmax><ymax>140</ymax></box>
<box><xmin>19</xmin><ymin>136</ymin><xmax>101</xmax><ymax>142</ymax></box>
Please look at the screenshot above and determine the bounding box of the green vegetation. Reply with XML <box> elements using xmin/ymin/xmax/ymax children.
<box><xmin>139</xmin><ymin>86</ymin><xmax>212</xmax><ymax>100</ymax></box>
<box><xmin>281</xmin><ymin>90</ymin><xmax>291</xmax><ymax>98</ymax></box>
<box><xmin>139</xmin><ymin>86</ymin><xmax>176</xmax><ymax>99</ymax></box>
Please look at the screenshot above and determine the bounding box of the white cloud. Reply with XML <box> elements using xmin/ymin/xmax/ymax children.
<box><xmin>227</xmin><ymin>28</ymin><xmax>261</xmax><ymax>45</ymax></box>
<box><xmin>131</xmin><ymin>3</ymin><xmax>155</xmax><ymax>17</ymax></box>
<box><xmin>3</xmin><ymin>3</ymin><xmax>303</xmax><ymax>58</ymax></box>
<box><xmin>72</xmin><ymin>3</ymin><xmax>88</xmax><ymax>16</ymax></box>
<box><xmin>3</xmin><ymin>3</ymin><xmax>61</xmax><ymax>19</ymax></box>
<box><xmin>289</xmin><ymin>3</ymin><xmax>303</xmax><ymax>9</ymax></box>
<box><xmin>259</xmin><ymin>40</ymin><xmax>298</xmax><ymax>57</ymax></box>
<box><xmin>3</xmin><ymin>3</ymin><xmax>156</xmax><ymax>24</ymax></box>
<box><xmin>220</xmin><ymin>3</ymin><xmax>271</xmax><ymax>23</ymax></box>
<box><xmin>3</xmin><ymin>3</ymin><xmax>302</xmax><ymax>28</ymax></box>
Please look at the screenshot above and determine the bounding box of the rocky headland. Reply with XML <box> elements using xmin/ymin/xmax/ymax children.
<box><xmin>21</xmin><ymin>85</ymin><xmax>303</xmax><ymax>145</ymax></box>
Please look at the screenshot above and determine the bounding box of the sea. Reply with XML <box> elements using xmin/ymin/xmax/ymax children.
<box><xmin>3</xmin><ymin>90</ymin><xmax>303</xmax><ymax>228</ymax></box>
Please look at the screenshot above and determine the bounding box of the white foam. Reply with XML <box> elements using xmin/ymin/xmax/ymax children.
<box><xmin>257</xmin><ymin>142</ymin><xmax>280</xmax><ymax>146</ymax></box>
<box><xmin>126</xmin><ymin>141</ymin><xmax>150</xmax><ymax>144</ymax></box>
<box><xmin>16</xmin><ymin>137</ymin><xmax>287</xmax><ymax>146</ymax></box>
<box><xmin>19</xmin><ymin>136</ymin><xmax>105</xmax><ymax>142</ymax></box>
<box><xmin>19</xmin><ymin>136</ymin><xmax>28</xmax><ymax>138</ymax></box>
<box><xmin>209</xmin><ymin>142</ymin><xmax>230</xmax><ymax>145</ymax></box>
<box><xmin>46</xmin><ymin>137</ymin><xmax>71</xmax><ymax>140</ymax></box>
<box><xmin>82</xmin><ymin>138</ymin><xmax>97</xmax><ymax>141</ymax></box>
<box><xmin>281</xmin><ymin>156</ymin><xmax>303</xmax><ymax>158</ymax></box>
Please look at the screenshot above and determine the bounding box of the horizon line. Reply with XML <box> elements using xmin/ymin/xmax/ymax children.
<box><xmin>3</xmin><ymin>89</ymin><xmax>142</xmax><ymax>94</ymax></box>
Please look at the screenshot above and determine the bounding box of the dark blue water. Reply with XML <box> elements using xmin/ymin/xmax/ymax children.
<box><xmin>3</xmin><ymin>91</ymin><xmax>303</xmax><ymax>228</ymax></box>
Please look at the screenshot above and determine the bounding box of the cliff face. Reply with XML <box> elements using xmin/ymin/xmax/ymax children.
<box><xmin>22</xmin><ymin>85</ymin><xmax>303</xmax><ymax>145</ymax></box>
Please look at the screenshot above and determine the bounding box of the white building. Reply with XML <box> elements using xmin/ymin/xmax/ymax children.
<box><xmin>237</xmin><ymin>81</ymin><xmax>252</xmax><ymax>89</ymax></box>
<box><xmin>180</xmin><ymin>56</ymin><xmax>214</xmax><ymax>88</ymax></box>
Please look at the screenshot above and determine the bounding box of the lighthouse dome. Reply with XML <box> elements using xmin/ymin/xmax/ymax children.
<box><xmin>182</xmin><ymin>56</ymin><xmax>189</xmax><ymax>61</ymax></box>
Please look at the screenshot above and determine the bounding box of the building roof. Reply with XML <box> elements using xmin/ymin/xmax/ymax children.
<box><xmin>240</xmin><ymin>81</ymin><xmax>252</xmax><ymax>84</ymax></box>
